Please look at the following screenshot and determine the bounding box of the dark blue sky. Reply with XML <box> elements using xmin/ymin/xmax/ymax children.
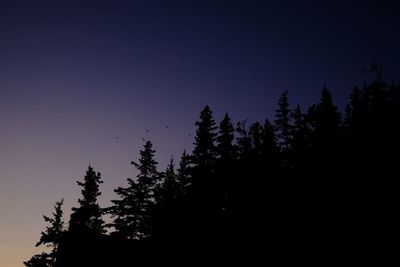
<box><xmin>0</xmin><ymin>1</ymin><xmax>399</xmax><ymax>266</ymax></box>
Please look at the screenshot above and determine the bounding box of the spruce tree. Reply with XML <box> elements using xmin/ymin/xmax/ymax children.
<box><xmin>217</xmin><ymin>113</ymin><xmax>235</xmax><ymax>163</ymax></box>
<box><xmin>109</xmin><ymin>140</ymin><xmax>160</xmax><ymax>239</ymax></box>
<box><xmin>69</xmin><ymin>166</ymin><xmax>105</xmax><ymax>234</ymax></box>
<box><xmin>313</xmin><ymin>87</ymin><xmax>341</xmax><ymax>148</ymax></box>
<box><xmin>290</xmin><ymin>105</ymin><xmax>311</xmax><ymax>176</ymax></box>
<box><xmin>235</xmin><ymin>120</ymin><xmax>251</xmax><ymax>162</ymax></box>
<box><xmin>158</xmin><ymin>158</ymin><xmax>179</xmax><ymax>204</ymax></box>
<box><xmin>215</xmin><ymin>113</ymin><xmax>236</xmax><ymax>220</ymax></box>
<box><xmin>191</xmin><ymin>105</ymin><xmax>218</xmax><ymax>177</ymax></box>
<box><xmin>108</xmin><ymin>177</ymin><xmax>141</xmax><ymax>239</ymax></box>
<box><xmin>176</xmin><ymin>150</ymin><xmax>192</xmax><ymax>195</ymax></box>
<box><xmin>189</xmin><ymin>106</ymin><xmax>218</xmax><ymax>240</ymax></box>
<box><xmin>274</xmin><ymin>91</ymin><xmax>292</xmax><ymax>151</ymax></box>
<box><xmin>24</xmin><ymin>200</ymin><xmax>65</xmax><ymax>267</ymax></box>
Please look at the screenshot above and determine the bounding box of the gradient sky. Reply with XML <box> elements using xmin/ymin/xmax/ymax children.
<box><xmin>0</xmin><ymin>1</ymin><xmax>399</xmax><ymax>266</ymax></box>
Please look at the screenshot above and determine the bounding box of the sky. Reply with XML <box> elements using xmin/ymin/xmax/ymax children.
<box><xmin>0</xmin><ymin>1</ymin><xmax>399</xmax><ymax>266</ymax></box>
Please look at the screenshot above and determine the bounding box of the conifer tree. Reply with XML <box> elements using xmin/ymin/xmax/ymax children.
<box><xmin>313</xmin><ymin>87</ymin><xmax>341</xmax><ymax>148</ymax></box>
<box><xmin>69</xmin><ymin>166</ymin><xmax>105</xmax><ymax>234</ymax></box>
<box><xmin>189</xmin><ymin>106</ymin><xmax>219</xmax><ymax>239</ymax></box>
<box><xmin>191</xmin><ymin>105</ymin><xmax>218</xmax><ymax>178</ymax></box>
<box><xmin>216</xmin><ymin>113</ymin><xmax>236</xmax><ymax>217</ymax></box>
<box><xmin>108</xmin><ymin>177</ymin><xmax>141</xmax><ymax>239</ymax></box>
<box><xmin>261</xmin><ymin>119</ymin><xmax>279</xmax><ymax>160</ymax></box>
<box><xmin>24</xmin><ymin>200</ymin><xmax>65</xmax><ymax>267</ymax></box>
<box><xmin>274</xmin><ymin>91</ymin><xmax>292</xmax><ymax>151</ymax></box>
<box><xmin>109</xmin><ymin>140</ymin><xmax>160</xmax><ymax>239</ymax></box>
<box><xmin>235</xmin><ymin>120</ymin><xmax>251</xmax><ymax>161</ymax></box>
<box><xmin>290</xmin><ymin>105</ymin><xmax>311</xmax><ymax>175</ymax></box>
<box><xmin>24</xmin><ymin>253</ymin><xmax>50</xmax><ymax>267</ymax></box>
<box><xmin>217</xmin><ymin>113</ymin><xmax>235</xmax><ymax>164</ymax></box>
<box><xmin>176</xmin><ymin>150</ymin><xmax>192</xmax><ymax>195</ymax></box>
<box><xmin>160</xmin><ymin>158</ymin><xmax>178</xmax><ymax>203</ymax></box>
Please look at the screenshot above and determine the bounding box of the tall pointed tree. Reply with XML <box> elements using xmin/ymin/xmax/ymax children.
<box><xmin>260</xmin><ymin>119</ymin><xmax>280</xmax><ymax>161</ymax></box>
<box><xmin>155</xmin><ymin>157</ymin><xmax>179</xmax><ymax>205</ymax></box>
<box><xmin>274</xmin><ymin>91</ymin><xmax>292</xmax><ymax>151</ymax></box>
<box><xmin>108</xmin><ymin>177</ymin><xmax>141</xmax><ymax>239</ymax></box>
<box><xmin>189</xmin><ymin>106</ymin><xmax>219</xmax><ymax>240</ymax></box>
<box><xmin>290</xmin><ymin>105</ymin><xmax>311</xmax><ymax>176</ymax></box>
<box><xmin>24</xmin><ymin>200</ymin><xmax>65</xmax><ymax>267</ymax></box>
<box><xmin>313</xmin><ymin>87</ymin><xmax>341</xmax><ymax>147</ymax></box>
<box><xmin>216</xmin><ymin>113</ymin><xmax>236</xmax><ymax>219</ymax></box>
<box><xmin>69</xmin><ymin>166</ymin><xmax>105</xmax><ymax>234</ymax></box>
<box><xmin>191</xmin><ymin>105</ymin><xmax>218</xmax><ymax>178</ymax></box>
<box><xmin>176</xmin><ymin>150</ymin><xmax>192</xmax><ymax>195</ymax></box>
<box><xmin>131</xmin><ymin>140</ymin><xmax>160</xmax><ymax>238</ymax></box>
<box><xmin>236</xmin><ymin>120</ymin><xmax>251</xmax><ymax>162</ymax></box>
<box><xmin>217</xmin><ymin>113</ymin><xmax>235</xmax><ymax>164</ymax></box>
<box><xmin>109</xmin><ymin>140</ymin><xmax>160</xmax><ymax>239</ymax></box>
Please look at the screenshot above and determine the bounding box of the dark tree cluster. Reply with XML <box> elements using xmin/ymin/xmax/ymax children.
<box><xmin>25</xmin><ymin>76</ymin><xmax>399</xmax><ymax>266</ymax></box>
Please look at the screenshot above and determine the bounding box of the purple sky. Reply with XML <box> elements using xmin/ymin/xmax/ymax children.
<box><xmin>0</xmin><ymin>1</ymin><xmax>399</xmax><ymax>266</ymax></box>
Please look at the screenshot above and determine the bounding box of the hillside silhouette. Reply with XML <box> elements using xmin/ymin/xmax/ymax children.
<box><xmin>24</xmin><ymin>73</ymin><xmax>399</xmax><ymax>266</ymax></box>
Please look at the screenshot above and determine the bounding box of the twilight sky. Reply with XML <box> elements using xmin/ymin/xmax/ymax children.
<box><xmin>0</xmin><ymin>1</ymin><xmax>399</xmax><ymax>266</ymax></box>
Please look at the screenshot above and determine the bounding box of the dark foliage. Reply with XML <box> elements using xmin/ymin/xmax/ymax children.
<box><xmin>26</xmin><ymin>74</ymin><xmax>399</xmax><ymax>266</ymax></box>
<box><xmin>69</xmin><ymin>166</ymin><xmax>105</xmax><ymax>234</ymax></box>
<box><xmin>24</xmin><ymin>200</ymin><xmax>65</xmax><ymax>267</ymax></box>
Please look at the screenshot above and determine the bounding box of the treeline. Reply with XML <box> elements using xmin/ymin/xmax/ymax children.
<box><xmin>25</xmin><ymin>76</ymin><xmax>399</xmax><ymax>266</ymax></box>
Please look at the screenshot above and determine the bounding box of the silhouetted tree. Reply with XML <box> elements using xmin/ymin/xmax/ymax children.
<box><xmin>24</xmin><ymin>253</ymin><xmax>51</xmax><ymax>267</ymax></box>
<box><xmin>311</xmin><ymin>87</ymin><xmax>341</xmax><ymax>151</ymax></box>
<box><xmin>274</xmin><ymin>91</ymin><xmax>292</xmax><ymax>151</ymax></box>
<box><xmin>217</xmin><ymin>113</ymin><xmax>236</xmax><ymax>164</ymax></box>
<box><xmin>290</xmin><ymin>105</ymin><xmax>311</xmax><ymax>176</ymax></box>
<box><xmin>235</xmin><ymin>120</ymin><xmax>251</xmax><ymax>161</ymax></box>
<box><xmin>191</xmin><ymin>105</ymin><xmax>218</xmax><ymax>177</ymax></box>
<box><xmin>176</xmin><ymin>150</ymin><xmax>192</xmax><ymax>195</ymax></box>
<box><xmin>24</xmin><ymin>200</ymin><xmax>65</xmax><ymax>267</ymax></box>
<box><xmin>151</xmin><ymin>158</ymin><xmax>182</xmax><ymax>239</ymax></box>
<box><xmin>189</xmin><ymin>105</ymin><xmax>219</xmax><ymax>240</ymax></box>
<box><xmin>108</xmin><ymin>177</ymin><xmax>141</xmax><ymax>239</ymax></box>
<box><xmin>157</xmin><ymin>158</ymin><xmax>179</xmax><ymax>204</ymax></box>
<box><xmin>109</xmin><ymin>141</ymin><xmax>160</xmax><ymax>240</ymax></box>
<box><xmin>26</xmin><ymin>71</ymin><xmax>400</xmax><ymax>267</ymax></box>
<box><xmin>260</xmin><ymin>119</ymin><xmax>280</xmax><ymax>164</ymax></box>
<box><xmin>69</xmin><ymin>166</ymin><xmax>105</xmax><ymax>234</ymax></box>
<box><xmin>216</xmin><ymin>113</ymin><xmax>235</xmax><ymax>212</ymax></box>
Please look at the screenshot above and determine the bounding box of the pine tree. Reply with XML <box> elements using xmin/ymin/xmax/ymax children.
<box><xmin>189</xmin><ymin>106</ymin><xmax>219</xmax><ymax>240</ymax></box>
<box><xmin>306</xmin><ymin>87</ymin><xmax>342</xmax><ymax>223</ymax></box>
<box><xmin>132</xmin><ymin>141</ymin><xmax>160</xmax><ymax>197</ymax></box>
<box><xmin>249</xmin><ymin>121</ymin><xmax>263</xmax><ymax>156</ymax></box>
<box><xmin>260</xmin><ymin>119</ymin><xmax>279</xmax><ymax>160</ymax></box>
<box><xmin>191</xmin><ymin>105</ymin><xmax>218</xmax><ymax>178</ymax></box>
<box><xmin>24</xmin><ymin>200</ymin><xmax>65</xmax><ymax>267</ymax></box>
<box><xmin>69</xmin><ymin>166</ymin><xmax>105</xmax><ymax>234</ymax></box>
<box><xmin>314</xmin><ymin>87</ymin><xmax>341</xmax><ymax>145</ymax></box>
<box><xmin>217</xmin><ymin>113</ymin><xmax>235</xmax><ymax>164</ymax></box>
<box><xmin>215</xmin><ymin>113</ymin><xmax>236</xmax><ymax>219</ymax></box>
<box><xmin>274</xmin><ymin>91</ymin><xmax>292</xmax><ymax>151</ymax></box>
<box><xmin>160</xmin><ymin>158</ymin><xmax>178</xmax><ymax>202</ymax></box>
<box><xmin>290</xmin><ymin>105</ymin><xmax>311</xmax><ymax>175</ymax></box>
<box><xmin>108</xmin><ymin>178</ymin><xmax>141</xmax><ymax>239</ymax></box>
<box><xmin>109</xmin><ymin>140</ymin><xmax>160</xmax><ymax>239</ymax></box>
<box><xmin>235</xmin><ymin>120</ymin><xmax>251</xmax><ymax>162</ymax></box>
<box><xmin>176</xmin><ymin>150</ymin><xmax>192</xmax><ymax>195</ymax></box>
<box><xmin>37</xmin><ymin>199</ymin><xmax>65</xmax><ymax>260</ymax></box>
